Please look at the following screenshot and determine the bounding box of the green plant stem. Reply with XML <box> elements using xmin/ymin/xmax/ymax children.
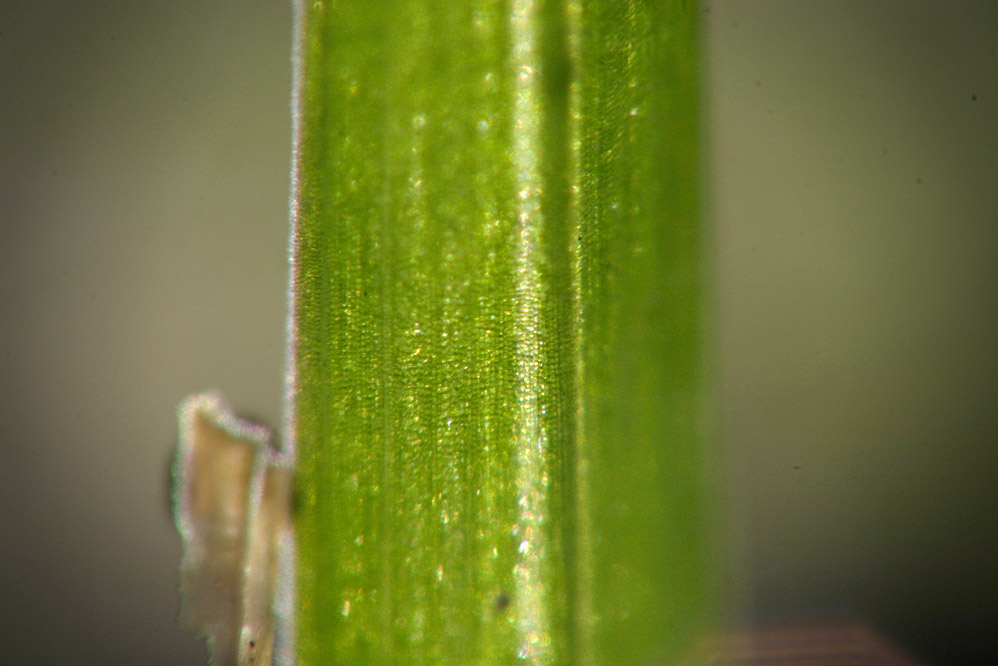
<box><xmin>291</xmin><ymin>1</ymin><xmax>711</xmax><ymax>664</ymax></box>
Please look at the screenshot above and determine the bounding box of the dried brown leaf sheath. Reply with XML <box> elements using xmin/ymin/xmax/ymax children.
<box><xmin>174</xmin><ymin>394</ymin><xmax>292</xmax><ymax>666</ymax></box>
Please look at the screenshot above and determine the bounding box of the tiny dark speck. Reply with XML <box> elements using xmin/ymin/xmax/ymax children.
<box><xmin>755</xmin><ymin>80</ymin><xmax>761</xmax><ymax>87</ymax></box>
<box><xmin>494</xmin><ymin>592</ymin><xmax>511</xmax><ymax>613</ymax></box>
<box><xmin>793</xmin><ymin>465</ymin><xmax>801</xmax><ymax>470</ymax></box>
<box><xmin>971</xmin><ymin>93</ymin><xmax>977</xmax><ymax>102</ymax></box>
<box><xmin>916</xmin><ymin>177</ymin><xmax>923</xmax><ymax>185</ymax></box>
<box><xmin>249</xmin><ymin>640</ymin><xmax>256</xmax><ymax>649</ymax></box>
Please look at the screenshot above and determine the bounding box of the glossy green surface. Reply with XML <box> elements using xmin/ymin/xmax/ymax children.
<box><xmin>291</xmin><ymin>1</ymin><xmax>712</xmax><ymax>664</ymax></box>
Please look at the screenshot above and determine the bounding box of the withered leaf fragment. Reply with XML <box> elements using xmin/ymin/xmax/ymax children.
<box><xmin>173</xmin><ymin>393</ymin><xmax>292</xmax><ymax>666</ymax></box>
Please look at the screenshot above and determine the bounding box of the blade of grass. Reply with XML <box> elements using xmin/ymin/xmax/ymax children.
<box><xmin>290</xmin><ymin>1</ymin><xmax>714</xmax><ymax>664</ymax></box>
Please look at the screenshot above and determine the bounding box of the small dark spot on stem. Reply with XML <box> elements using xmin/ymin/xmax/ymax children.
<box><xmin>291</xmin><ymin>484</ymin><xmax>303</xmax><ymax>518</ymax></box>
<box><xmin>494</xmin><ymin>591</ymin><xmax>511</xmax><ymax>613</ymax></box>
<box><xmin>793</xmin><ymin>465</ymin><xmax>801</xmax><ymax>470</ymax></box>
<box><xmin>916</xmin><ymin>177</ymin><xmax>923</xmax><ymax>185</ymax></box>
<box><xmin>971</xmin><ymin>93</ymin><xmax>977</xmax><ymax>102</ymax></box>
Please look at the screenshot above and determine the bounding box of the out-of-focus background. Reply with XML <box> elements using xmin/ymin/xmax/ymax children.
<box><xmin>1</xmin><ymin>1</ymin><xmax>994</xmax><ymax>664</ymax></box>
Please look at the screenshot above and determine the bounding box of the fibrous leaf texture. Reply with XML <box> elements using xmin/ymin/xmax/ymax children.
<box><xmin>290</xmin><ymin>1</ymin><xmax>713</xmax><ymax>664</ymax></box>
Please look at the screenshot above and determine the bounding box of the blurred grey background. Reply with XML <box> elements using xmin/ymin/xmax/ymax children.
<box><xmin>1</xmin><ymin>1</ymin><xmax>995</xmax><ymax>664</ymax></box>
